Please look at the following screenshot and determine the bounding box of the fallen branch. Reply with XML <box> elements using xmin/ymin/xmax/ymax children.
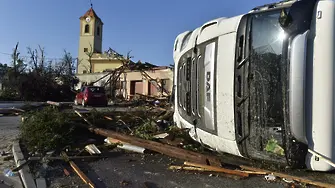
<box><xmin>240</xmin><ymin>165</ymin><xmax>335</xmax><ymax>188</ymax></box>
<box><xmin>184</xmin><ymin>162</ymin><xmax>249</xmax><ymax>177</ymax></box>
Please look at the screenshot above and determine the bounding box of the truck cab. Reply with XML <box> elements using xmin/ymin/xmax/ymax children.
<box><xmin>173</xmin><ymin>0</ymin><xmax>335</xmax><ymax>171</ymax></box>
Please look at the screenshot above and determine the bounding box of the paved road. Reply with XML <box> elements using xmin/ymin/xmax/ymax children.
<box><xmin>0</xmin><ymin>115</ymin><xmax>23</xmax><ymax>188</ymax></box>
<box><xmin>84</xmin><ymin>152</ymin><xmax>288</xmax><ymax>188</ymax></box>
<box><xmin>0</xmin><ymin>102</ymin><xmax>25</xmax><ymax>109</ymax></box>
<box><xmin>0</xmin><ymin>101</ymin><xmax>45</xmax><ymax>110</ymax></box>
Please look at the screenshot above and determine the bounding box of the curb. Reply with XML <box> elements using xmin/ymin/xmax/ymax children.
<box><xmin>12</xmin><ymin>142</ymin><xmax>37</xmax><ymax>188</ymax></box>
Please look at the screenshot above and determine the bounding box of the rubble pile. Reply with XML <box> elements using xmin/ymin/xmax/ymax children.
<box><xmin>3</xmin><ymin>99</ymin><xmax>333</xmax><ymax>188</ymax></box>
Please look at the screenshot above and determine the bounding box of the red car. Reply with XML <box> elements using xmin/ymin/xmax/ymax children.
<box><xmin>74</xmin><ymin>86</ymin><xmax>108</xmax><ymax>107</ymax></box>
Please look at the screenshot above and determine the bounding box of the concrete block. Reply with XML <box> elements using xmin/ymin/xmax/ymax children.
<box><xmin>12</xmin><ymin>141</ymin><xmax>36</xmax><ymax>188</ymax></box>
<box><xmin>35</xmin><ymin>178</ymin><xmax>47</xmax><ymax>188</ymax></box>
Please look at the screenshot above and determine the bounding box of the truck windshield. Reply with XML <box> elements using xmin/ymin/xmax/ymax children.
<box><xmin>249</xmin><ymin>10</ymin><xmax>285</xmax><ymax>132</ymax></box>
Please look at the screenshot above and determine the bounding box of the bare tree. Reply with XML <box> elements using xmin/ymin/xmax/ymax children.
<box><xmin>27</xmin><ymin>47</ymin><xmax>39</xmax><ymax>72</ymax></box>
<box><xmin>85</xmin><ymin>43</ymin><xmax>94</xmax><ymax>73</ymax></box>
<box><xmin>27</xmin><ymin>45</ymin><xmax>46</xmax><ymax>75</ymax></box>
<box><xmin>11</xmin><ymin>42</ymin><xmax>26</xmax><ymax>77</ymax></box>
<box><xmin>62</xmin><ymin>50</ymin><xmax>75</xmax><ymax>75</ymax></box>
<box><xmin>12</xmin><ymin>42</ymin><xmax>19</xmax><ymax>77</ymax></box>
<box><xmin>38</xmin><ymin>45</ymin><xmax>45</xmax><ymax>70</ymax></box>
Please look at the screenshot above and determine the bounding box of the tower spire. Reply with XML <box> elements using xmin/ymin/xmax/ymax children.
<box><xmin>90</xmin><ymin>0</ymin><xmax>93</xmax><ymax>8</ymax></box>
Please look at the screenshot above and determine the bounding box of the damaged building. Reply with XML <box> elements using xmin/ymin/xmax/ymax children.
<box><xmin>76</xmin><ymin>65</ymin><xmax>173</xmax><ymax>99</ymax></box>
<box><xmin>75</xmin><ymin>7</ymin><xmax>173</xmax><ymax>99</ymax></box>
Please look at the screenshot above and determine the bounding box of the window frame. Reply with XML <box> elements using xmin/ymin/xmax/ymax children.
<box><xmin>84</xmin><ymin>24</ymin><xmax>90</xmax><ymax>33</ymax></box>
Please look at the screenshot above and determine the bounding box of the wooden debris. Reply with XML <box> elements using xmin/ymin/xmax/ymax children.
<box><xmin>235</xmin><ymin>170</ymin><xmax>267</xmax><ymax>175</ymax></box>
<box><xmin>61</xmin><ymin>152</ymin><xmax>95</xmax><ymax>188</ymax></box>
<box><xmin>169</xmin><ymin>165</ymin><xmax>267</xmax><ymax>175</ymax></box>
<box><xmin>184</xmin><ymin>162</ymin><xmax>249</xmax><ymax>177</ymax></box>
<box><xmin>240</xmin><ymin>165</ymin><xmax>335</xmax><ymax>188</ymax></box>
<box><xmin>168</xmin><ymin>165</ymin><xmax>207</xmax><ymax>171</ymax></box>
<box><xmin>85</xmin><ymin>144</ymin><xmax>102</xmax><ymax>155</ymax></box>
<box><xmin>104</xmin><ymin>116</ymin><xmax>113</xmax><ymax>121</ymax></box>
<box><xmin>93</xmin><ymin>127</ymin><xmax>221</xmax><ymax>167</ymax></box>
<box><xmin>74</xmin><ymin>110</ymin><xmax>222</xmax><ymax>166</ymax></box>
<box><xmin>63</xmin><ymin>168</ymin><xmax>70</xmax><ymax>176</ymax></box>
<box><xmin>153</xmin><ymin>133</ymin><xmax>169</xmax><ymax>139</ymax></box>
<box><xmin>74</xmin><ymin>110</ymin><xmax>94</xmax><ymax>127</ymax></box>
<box><xmin>105</xmin><ymin>137</ymin><xmax>146</xmax><ymax>154</ymax></box>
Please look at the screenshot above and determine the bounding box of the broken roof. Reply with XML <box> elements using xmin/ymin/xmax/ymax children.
<box><xmin>80</xmin><ymin>8</ymin><xmax>103</xmax><ymax>24</ymax></box>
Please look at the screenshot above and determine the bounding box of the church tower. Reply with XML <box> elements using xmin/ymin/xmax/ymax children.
<box><xmin>77</xmin><ymin>7</ymin><xmax>103</xmax><ymax>74</ymax></box>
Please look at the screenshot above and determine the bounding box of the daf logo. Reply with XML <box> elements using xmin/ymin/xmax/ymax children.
<box><xmin>206</xmin><ymin>71</ymin><xmax>211</xmax><ymax>102</ymax></box>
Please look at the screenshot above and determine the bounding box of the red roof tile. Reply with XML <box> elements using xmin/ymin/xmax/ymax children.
<box><xmin>80</xmin><ymin>8</ymin><xmax>103</xmax><ymax>24</ymax></box>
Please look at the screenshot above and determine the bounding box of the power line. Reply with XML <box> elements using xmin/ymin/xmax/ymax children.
<box><xmin>0</xmin><ymin>51</ymin><xmax>78</xmax><ymax>61</ymax></box>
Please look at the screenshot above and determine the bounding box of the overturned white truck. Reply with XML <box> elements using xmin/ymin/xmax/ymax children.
<box><xmin>172</xmin><ymin>0</ymin><xmax>335</xmax><ymax>171</ymax></box>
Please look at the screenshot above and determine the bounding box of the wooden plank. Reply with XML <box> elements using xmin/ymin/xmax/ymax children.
<box><xmin>240</xmin><ymin>165</ymin><xmax>335</xmax><ymax>188</ymax></box>
<box><xmin>61</xmin><ymin>152</ymin><xmax>95</xmax><ymax>188</ymax></box>
<box><xmin>169</xmin><ymin>165</ymin><xmax>266</xmax><ymax>175</ymax></box>
<box><xmin>168</xmin><ymin>165</ymin><xmax>206</xmax><ymax>171</ymax></box>
<box><xmin>69</xmin><ymin>161</ymin><xmax>95</xmax><ymax>188</ymax></box>
<box><xmin>184</xmin><ymin>162</ymin><xmax>249</xmax><ymax>177</ymax></box>
<box><xmin>93</xmin><ymin>127</ymin><xmax>222</xmax><ymax>167</ymax></box>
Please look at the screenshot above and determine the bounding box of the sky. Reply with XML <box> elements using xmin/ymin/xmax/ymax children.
<box><xmin>0</xmin><ymin>0</ymin><xmax>276</xmax><ymax>67</ymax></box>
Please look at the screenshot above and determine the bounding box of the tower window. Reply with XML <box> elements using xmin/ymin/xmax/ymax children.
<box><xmin>84</xmin><ymin>24</ymin><xmax>90</xmax><ymax>33</ymax></box>
<box><xmin>84</xmin><ymin>48</ymin><xmax>88</xmax><ymax>52</ymax></box>
<box><xmin>97</xmin><ymin>26</ymin><xmax>100</xmax><ymax>36</ymax></box>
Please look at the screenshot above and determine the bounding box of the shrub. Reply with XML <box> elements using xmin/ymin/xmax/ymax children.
<box><xmin>20</xmin><ymin>106</ymin><xmax>75</xmax><ymax>153</ymax></box>
<box><xmin>0</xmin><ymin>89</ymin><xmax>20</xmax><ymax>101</ymax></box>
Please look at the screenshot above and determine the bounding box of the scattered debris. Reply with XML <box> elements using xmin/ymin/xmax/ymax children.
<box><xmin>153</xmin><ymin>133</ymin><xmax>169</xmax><ymax>139</ymax></box>
<box><xmin>63</xmin><ymin>168</ymin><xmax>70</xmax><ymax>176</ymax></box>
<box><xmin>3</xmin><ymin>155</ymin><xmax>13</xmax><ymax>161</ymax></box>
<box><xmin>104</xmin><ymin>116</ymin><xmax>113</xmax><ymax>121</ymax></box>
<box><xmin>168</xmin><ymin>165</ymin><xmax>207</xmax><ymax>172</ymax></box>
<box><xmin>240</xmin><ymin>165</ymin><xmax>335</xmax><ymax>188</ymax></box>
<box><xmin>264</xmin><ymin>174</ymin><xmax>276</xmax><ymax>181</ymax></box>
<box><xmin>183</xmin><ymin>162</ymin><xmax>249</xmax><ymax>177</ymax></box>
<box><xmin>105</xmin><ymin>137</ymin><xmax>146</xmax><ymax>154</ymax></box>
<box><xmin>120</xmin><ymin>180</ymin><xmax>131</xmax><ymax>186</ymax></box>
<box><xmin>85</xmin><ymin>144</ymin><xmax>101</xmax><ymax>155</ymax></box>
<box><xmin>74</xmin><ymin>110</ymin><xmax>221</xmax><ymax>166</ymax></box>
<box><xmin>13</xmin><ymin>100</ymin><xmax>335</xmax><ymax>187</ymax></box>
<box><xmin>282</xmin><ymin>178</ymin><xmax>294</xmax><ymax>183</ymax></box>
<box><xmin>3</xmin><ymin>168</ymin><xmax>16</xmax><ymax>177</ymax></box>
<box><xmin>61</xmin><ymin>152</ymin><xmax>95</xmax><ymax>188</ymax></box>
<box><xmin>265</xmin><ymin>138</ymin><xmax>284</xmax><ymax>156</ymax></box>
